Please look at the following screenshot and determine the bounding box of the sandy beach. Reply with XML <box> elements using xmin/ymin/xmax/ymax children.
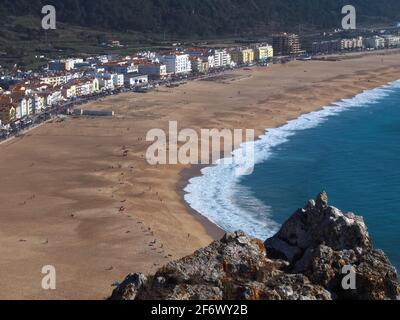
<box><xmin>0</xmin><ymin>50</ymin><xmax>400</xmax><ymax>299</ymax></box>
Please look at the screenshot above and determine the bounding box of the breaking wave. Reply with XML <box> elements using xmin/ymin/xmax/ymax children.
<box><xmin>184</xmin><ymin>80</ymin><xmax>400</xmax><ymax>239</ymax></box>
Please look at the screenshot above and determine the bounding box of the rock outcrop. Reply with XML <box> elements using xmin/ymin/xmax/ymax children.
<box><xmin>110</xmin><ymin>192</ymin><xmax>400</xmax><ymax>300</ymax></box>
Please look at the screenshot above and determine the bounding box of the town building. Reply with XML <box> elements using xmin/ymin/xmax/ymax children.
<box><xmin>0</xmin><ymin>96</ymin><xmax>16</xmax><ymax>125</ymax></box>
<box><xmin>213</xmin><ymin>49</ymin><xmax>231</xmax><ymax>68</ymax></box>
<box><xmin>6</xmin><ymin>82</ymin><xmax>35</xmax><ymax>118</ymax></box>
<box><xmin>383</xmin><ymin>35</ymin><xmax>400</xmax><ymax>48</ymax></box>
<box><xmin>312</xmin><ymin>40</ymin><xmax>342</xmax><ymax>54</ymax></box>
<box><xmin>97</xmin><ymin>74</ymin><xmax>115</xmax><ymax>91</ymax></box>
<box><xmin>48</xmin><ymin>58</ymin><xmax>84</xmax><ymax>71</ymax></box>
<box><xmin>207</xmin><ymin>55</ymin><xmax>215</xmax><ymax>69</ymax></box>
<box><xmin>157</xmin><ymin>53</ymin><xmax>192</xmax><ymax>75</ymax></box>
<box><xmin>103</xmin><ymin>61</ymin><xmax>138</xmax><ymax>74</ymax></box>
<box><xmin>30</xmin><ymin>93</ymin><xmax>47</xmax><ymax>113</ymax></box>
<box><xmin>272</xmin><ymin>33</ymin><xmax>302</xmax><ymax>56</ymax></box>
<box><xmin>70</xmin><ymin>78</ymin><xmax>99</xmax><ymax>97</ymax></box>
<box><xmin>230</xmin><ymin>48</ymin><xmax>255</xmax><ymax>65</ymax></box>
<box><xmin>186</xmin><ymin>48</ymin><xmax>215</xmax><ymax>72</ymax></box>
<box><xmin>110</xmin><ymin>74</ymin><xmax>124</xmax><ymax>87</ymax></box>
<box><xmin>364</xmin><ymin>36</ymin><xmax>386</xmax><ymax>49</ymax></box>
<box><xmin>252</xmin><ymin>44</ymin><xmax>274</xmax><ymax>61</ymax></box>
<box><xmin>137</xmin><ymin>62</ymin><xmax>168</xmax><ymax>80</ymax></box>
<box><xmin>190</xmin><ymin>57</ymin><xmax>210</xmax><ymax>74</ymax></box>
<box><xmin>339</xmin><ymin>37</ymin><xmax>364</xmax><ymax>50</ymax></box>
<box><xmin>40</xmin><ymin>73</ymin><xmax>68</xmax><ymax>86</ymax></box>
<box><xmin>42</xmin><ymin>88</ymin><xmax>63</xmax><ymax>107</ymax></box>
<box><xmin>61</xmin><ymin>84</ymin><xmax>77</xmax><ymax>99</ymax></box>
<box><xmin>125</xmin><ymin>74</ymin><xmax>149</xmax><ymax>87</ymax></box>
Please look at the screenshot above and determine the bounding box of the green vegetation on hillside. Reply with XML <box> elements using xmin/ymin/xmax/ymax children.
<box><xmin>1</xmin><ymin>0</ymin><xmax>400</xmax><ymax>69</ymax></box>
<box><xmin>1</xmin><ymin>0</ymin><xmax>400</xmax><ymax>37</ymax></box>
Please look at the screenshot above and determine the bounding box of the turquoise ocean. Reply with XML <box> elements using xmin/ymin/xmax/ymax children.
<box><xmin>185</xmin><ymin>80</ymin><xmax>400</xmax><ymax>272</ymax></box>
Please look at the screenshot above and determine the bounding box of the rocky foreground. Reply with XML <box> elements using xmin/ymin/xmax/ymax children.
<box><xmin>110</xmin><ymin>192</ymin><xmax>400</xmax><ymax>300</ymax></box>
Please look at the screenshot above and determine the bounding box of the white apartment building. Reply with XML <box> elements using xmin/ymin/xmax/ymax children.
<box><xmin>383</xmin><ymin>35</ymin><xmax>400</xmax><ymax>48</ymax></box>
<box><xmin>125</xmin><ymin>74</ymin><xmax>148</xmax><ymax>87</ymax></box>
<box><xmin>96</xmin><ymin>73</ymin><xmax>124</xmax><ymax>88</ymax></box>
<box><xmin>31</xmin><ymin>94</ymin><xmax>46</xmax><ymax>113</ymax></box>
<box><xmin>364</xmin><ymin>36</ymin><xmax>386</xmax><ymax>49</ymax></box>
<box><xmin>111</xmin><ymin>74</ymin><xmax>125</xmax><ymax>87</ymax></box>
<box><xmin>97</xmin><ymin>74</ymin><xmax>115</xmax><ymax>91</ymax></box>
<box><xmin>103</xmin><ymin>62</ymin><xmax>138</xmax><ymax>74</ymax></box>
<box><xmin>40</xmin><ymin>74</ymin><xmax>68</xmax><ymax>86</ymax></box>
<box><xmin>213</xmin><ymin>50</ymin><xmax>232</xmax><ymax>68</ymax></box>
<box><xmin>15</xmin><ymin>97</ymin><xmax>33</xmax><ymax>119</ymax></box>
<box><xmin>158</xmin><ymin>53</ymin><xmax>192</xmax><ymax>75</ymax></box>
<box><xmin>74</xmin><ymin>78</ymin><xmax>99</xmax><ymax>97</ymax></box>
<box><xmin>340</xmin><ymin>37</ymin><xmax>363</xmax><ymax>50</ymax></box>
<box><xmin>46</xmin><ymin>89</ymin><xmax>63</xmax><ymax>106</ymax></box>
<box><xmin>207</xmin><ymin>55</ymin><xmax>215</xmax><ymax>69</ymax></box>
<box><xmin>40</xmin><ymin>73</ymin><xmax>80</xmax><ymax>86</ymax></box>
<box><xmin>138</xmin><ymin>62</ymin><xmax>168</xmax><ymax>80</ymax></box>
<box><xmin>15</xmin><ymin>104</ymin><xmax>22</xmax><ymax>120</ymax></box>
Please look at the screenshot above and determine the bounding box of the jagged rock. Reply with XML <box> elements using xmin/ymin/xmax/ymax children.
<box><xmin>355</xmin><ymin>250</ymin><xmax>400</xmax><ymax>300</ymax></box>
<box><xmin>265</xmin><ymin>192</ymin><xmax>398</xmax><ymax>300</ymax></box>
<box><xmin>291</xmin><ymin>245</ymin><xmax>399</xmax><ymax>300</ymax></box>
<box><xmin>265</xmin><ymin>237</ymin><xmax>302</xmax><ymax>262</ymax></box>
<box><xmin>111</xmin><ymin>230</ymin><xmax>331</xmax><ymax>300</ymax></box>
<box><xmin>110</xmin><ymin>193</ymin><xmax>400</xmax><ymax>300</ymax></box>
<box><xmin>265</xmin><ymin>192</ymin><xmax>371</xmax><ymax>261</ymax></box>
<box><xmin>109</xmin><ymin>273</ymin><xmax>147</xmax><ymax>300</ymax></box>
<box><xmin>315</xmin><ymin>191</ymin><xmax>329</xmax><ymax>209</ymax></box>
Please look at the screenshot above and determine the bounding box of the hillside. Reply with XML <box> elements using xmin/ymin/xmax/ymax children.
<box><xmin>1</xmin><ymin>0</ymin><xmax>400</xmax><ymax>37</ymax></box>
<box><xmin>1</xmin><ymin>0</ymin><xmax>400</xmax><ymax>69</ymax></box>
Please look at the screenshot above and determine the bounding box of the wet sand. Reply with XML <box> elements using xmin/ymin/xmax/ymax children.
<box><xmin>0</xmin><ymin>50</ymin><xmax>400</xmax><ymax>299</ymax></box>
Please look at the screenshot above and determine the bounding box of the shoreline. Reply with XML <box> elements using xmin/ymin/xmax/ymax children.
<box><xmin>181</xmin><ymin>79</ymin><xmax>400</xmax><ymax>240</ymax></box>
<box><xmin>1</xmin><ymin>51</ymin><xmax>400</xmax><ymax>299</ymax></box>
<box><xmin>178</xmin><ymin>166</ymin><xmax>225</xmax><ymax>240</ymax></box>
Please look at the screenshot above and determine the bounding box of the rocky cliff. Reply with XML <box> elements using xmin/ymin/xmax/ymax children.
<box><xmin>110</xmin><ymin>192</ymin><xmax>400</xmax><ymax>300</ymax></box>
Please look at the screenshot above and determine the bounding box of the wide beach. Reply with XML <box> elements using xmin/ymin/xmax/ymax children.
<box><xmin>0</xmin><ymin>50</ymin><xmax>400</xmax><ymax>299</ymax></box>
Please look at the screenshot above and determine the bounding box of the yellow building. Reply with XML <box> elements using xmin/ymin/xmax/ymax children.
<box><xmin>62</xmin><ymin>84</ymin><xmax>77</xmax><ymax>99</ymax></box>
<box><xmin>255</xmin><ymin>45</ymin><xmax>274</xmax><ymax>61</ymax></box>
<box><xmin>242</xmin><ymin>49</ymin><xmax>255</xmax><ymax>64</ymax></box>
<box><xmin>231</xmin><ymin>48</ymin><xmax>255</xmax><ymax>65</ymax></box>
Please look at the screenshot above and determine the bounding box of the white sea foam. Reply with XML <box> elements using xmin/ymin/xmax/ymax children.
<box><xmin>184</xmin><ymin>81</ymin><xmax>400</xmax><ymax>240</ymax></box>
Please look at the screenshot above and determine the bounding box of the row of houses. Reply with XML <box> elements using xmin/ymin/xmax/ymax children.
<box><xmin>153</xmin><ymin>48</ymin><xmax>235</xmax><ymax>75</ymax></box>
<box><xmin>312</xmin><ymin>34</ymin><xmax>400</xmax><ymax>54</ymax></box>
<box><xmin>364</xmin><ymin>35</ymin><xmax>400</xmax><ymax>49</ymax></box>
<box><xmin>0</xmin><ymin>77</ymin><xmax>102</xmax><ymax>126</ymax></box>
<box><xmin>174</xmin><ymin>45</ymin><xmax>273</xmax><ymax>74</ymax></box>
<box><xmin>1</xmin><ymin>43</ymin><xmax>275</xmax><ymax>128</ymax></box>
<box><xmin>48</xmin><ymin>45</ymin><xmax>273</xmax><ymax>78</ymax></box>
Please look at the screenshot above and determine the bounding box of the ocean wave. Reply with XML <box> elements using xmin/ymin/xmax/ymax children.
<box><xmin>184</xmin><ymin>80</ymin><xmax>400</xmax><ymax>239</ymax></box>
